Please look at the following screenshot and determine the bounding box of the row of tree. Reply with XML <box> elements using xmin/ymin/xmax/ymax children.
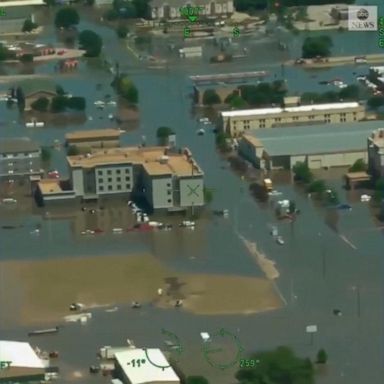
<box><xmin>202</xmin><ymin>81</ymin><xmax>287</xmax><ymax>108</ymax></box>
<box><xmin>31</xmin><ymin>95</ymin><xmax>86</xmax><ymax>113</ymax></box>
<box><xmin>301</xmin><ymin>84</ymin><xmax>360</xmax><ymax>104</ymax></box>
<box><xmin>54</xmin><ymin>7</ymin><xmax>102</xmax><ymax>57</ymax></box>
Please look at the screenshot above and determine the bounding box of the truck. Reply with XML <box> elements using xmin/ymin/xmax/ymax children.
<box><xmin>263</xmin><ymin>178</ymin><xmax>273</xmax><ymax>192</ymax></box>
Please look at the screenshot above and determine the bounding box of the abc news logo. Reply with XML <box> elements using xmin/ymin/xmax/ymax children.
<box><xmin>348</xmin><ymin>6</ymin><xmax>378</xmax><ymax>31</ymax></box>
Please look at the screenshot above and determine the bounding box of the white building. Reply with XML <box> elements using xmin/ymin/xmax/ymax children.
<box><xmin>220</xmin><ymin>101</ymin><xmax>366</xmax><ymax>137</ymax></box>
<box><xmin>0</xmin><ymin>340</ymin><xmax>47</xmax><ymax>383</ymax></box>
<box><xmin>150</xmin><ymin>0</ymin><xmax>234</xmax><ymax>20</ymax></box>
<box><xmin>114</xmin><ymin>348</ymin><xmax>180</xmax><ymax>384</ymax></box>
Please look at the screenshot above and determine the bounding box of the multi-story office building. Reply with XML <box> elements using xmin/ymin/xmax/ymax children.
<box><xmin>0</xmin><ymin>137</ymin><xmax>41</xmax><ymax>179</ymax></box>
<box><xmin>220</xmin><ymin>101</ymin><xmax>366</xmax><ymax>137</ymax></box>
<box><xmin>67</xmin><ymin>146</ymin><xmax>204</xmax><ymax>211</ymax></box>
<box><xmin>367</xmin><ymin>128</ymin><xmax>384</xmax><ymax>179</ymax></box>
<box><xmin>150</xmin><ymin>0</ymin><xmax>234</xmax><ymax>20</ymax></box>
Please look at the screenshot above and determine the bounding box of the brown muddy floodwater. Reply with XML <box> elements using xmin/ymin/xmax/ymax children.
<box><xmin>0</xmin><ymin>254</ymin><xmax>282</xmax><ymax>328</ymax></box>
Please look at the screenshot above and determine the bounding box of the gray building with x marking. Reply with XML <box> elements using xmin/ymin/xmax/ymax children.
<box><xmin>67</xmin><ymin>146</ymin><xmax>204</xmax><ymax>211</ymax></box>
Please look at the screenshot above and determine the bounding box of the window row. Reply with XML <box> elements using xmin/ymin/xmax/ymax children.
<box><xmin>98</xmin><ymin>176</ymin><xmax>130</xmax><ymax>184</ymax></box>
<box><xmin>97</xmin><ymin>168</ymin><xmax>131</xmax><ymax>176</ymax></box>
<box><xmin>99</xmin><ymin>184</ymin><xmax>131</xmax><ymax>191</ymax></box>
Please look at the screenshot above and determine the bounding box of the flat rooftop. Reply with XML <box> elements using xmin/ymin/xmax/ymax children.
<box><xmin>0</xmin><ymin>137</ymin><xmax>39</xmax><ymax>154</ymax></box>
<box><xmin>221</xmin><ymin>102</ymin><xmax>361</xmax><ymax>118</ymax></box>
<box><xmin>243</xmin><ymin>121</ymin><xmax>381</xmax><ymax>156</ymax></box>
<box><xmin>0</xmin><ymin>340</ymin><xmax>45</xmax><ymax>369</ymax></box>
<box><xmin>65</xmin><ymin>129</ymin><xmax>121</xmax><ymax>141</ymax></box>
<box><xmin>38</xmin><ymin>179</ymin><xmax>63</xmax><ymax>195</ymax></box>
<box><xmin>67</xmin><ymin>146</ymin><xmax>203</xmax><ymax>177</ymax></box>
<box><xmin>114</xmin><ymin>348</ymin><xmax>180</xmax><ymax>384</ymax></box>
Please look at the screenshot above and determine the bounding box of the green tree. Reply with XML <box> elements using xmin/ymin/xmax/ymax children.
<box><xmin>308</xmin><ymin>179</ymin><xmax>327</xmax><ymax>194</ymax></box>
<box><xmin>0</xmin><ymin>44</ymin><xmax>10</xmax><ymax>61</ymax></box>
<box><xmin>349</xmin><ymin>158</ymin><xmax>367</xmax><ymax>172</ymax></box>
<box><xmin>374</xmin><ymin>178</ymin><xmax>384</xmax><ymax>201</ymax></box>
<box><xmin>51</xmin><ymin>95</ymin><xmax>67</xmax><ymax>113</ymax></box>
<box><xmin>226</xmin><ymin>94</ymin><xmax>247</xmax><ymax>109</ymax></box>
<box><xmin>292</xmin><ymin>162</ymin><xmax>313</xmax><ymax>183</ymax></box>
<box><xmin>54</xmin><ymin>7</ymin><xmax>80</xmax><ymax>29</ymax></box>
<box><xmin>104</xmin><ymin>9</ymin><xmax>119</xmax><ymax>21</ymax></box>
<box><xmin>316</xmin><ymin>349</ymin><xmax>328</xmax><ymax>364</ymax></box>
<box><xmin>22</xmin><ymin>19</ymin><xmax>38</xmax><ymax>33</ymax></box>
<box><xmin>67</xmin><ymin>145</ymin><xmax>80</xmax><ymax>156</ymax></box>
<box><xmin>43</xmin><ymin>0</ymin><xmax>55</xmax><ymax>6</ymax></box>
<box><xmin>31</xmin><ymin>97</ymin><xmax>49</xmax><ymax>112</ymax></box>
<box><xmin>56</xmin><ymin>85</ymin><xmax>65</xmax><ymax>96</ymax></box>
<box><xmin>132</xmin><ymin>0</ymin><xmax>150</xmax><ymax>18</ymax></box>
<box><xmin>116</xmin><ymin>24</ymin><xmax>129</xmax><ymax>38</ymax></box>
<box><xmin>203</xmin><ymin>188</ymin><xmax>213</xmax><ymax>204</ymax></box>
<box><xmin>85</xmin><ymin>0</ymin><xmax>95</xmax><ymax>5</ymax></box>
<box><xmin>236</xmin><ymin>346</ymin><xmax>314</xmax><ymax>384</ymax></box>
<box><xmin>115</xmin><ymin>75</ymin><xmax>138</xmax><ymax>103</ymax></box>
<box><xmin>41</xmin><ymin>146</ymin><xmax>52</xmax><ymax>163</ymax></box>
<box><xmin>302</xmin><ymin>36</ymin><xmax>333</xmax><ymax>58</ymax></box>
<box><xmin>156</xmin><ymin>126</ymin><xmax>174</xmax><ymax>139</ymax></box>
<box><xmin>215</xmin><ymin>132</ymin><xmax>231</xmax><ymax>152</ymax></box>
<box><xmin>19</xmin><ymin>54</ymin><xmax>34</xmax><ymax>63</ymax></box>
<box><xmin>301</xmin><ymin>92</ymin><xmax>321</xmax><ymax>104</ymax></box>
<box><xmin>367</xmin><ymin>95</ymin><xmax>384</xmax><ymax>109</ymax></box>
<box><xmin>203</xmin><ymin>89</ymin><xmax>221</xmax><ymax>106</ymax></box>
<box><xmin>78</xmin><ymin>30</ymin><xmax>103</xmax><ymax>57</ymax></box>
<box><xmin>339</xmin><ymin>84</ymin><xmax>359</xmax><ymax>101</ymax></box>
<box><xmin>186</xmin><ymin>376</ymin><xmax>209</xmax><ymax>384</ymax></box>
<box><xmin>66</xmin><ymin>97</ymin><xmax>86</xmax><ymax>111</ymax></box>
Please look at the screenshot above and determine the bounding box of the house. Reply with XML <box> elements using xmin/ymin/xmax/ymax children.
<box><xmin>0</xmin><ymin>137</ymin><xmax>42</xmax><ymax>180</ymax></box>
<box><xmin>16</xmin><ymin>79</ymin><xmax>58</xmax><ymax>111</ymax></box>
<box><xmin>0</xmin><ymin>340</ymin><xmax>47</xmax><ymax>383</ymax></box>
<box><xmin>0</xmin><ymin>6</ymin><xmax>35</xmax><ymax>34</ymax></box>
<box><xmin>114</xmin><ymin>348</ymin><xmax>180</xmax><ymax>384</ymax></box>
<box><xmin>367</xmin><ymin>128</ymin><xmax>384</xmax><ymax>179</ymax></box>
<box><xmin>66</xmin><ymin>146</ymin><xmax>204</xmax><ymax>211</ymax></box>
<box><xmin>150</xmin><ymin>0</ymin><xmax>234</xmax><ymax>20</ymax></box>
<box><xmin>238</xmin><ymin>121</ymin><xmax>380</xmax><ymax>170</ymax></box>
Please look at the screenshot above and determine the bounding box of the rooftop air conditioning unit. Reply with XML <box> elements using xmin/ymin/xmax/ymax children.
<box><xmin>159</xmin><ymin>156</ymin><xmax>169</xmax><ymax>164</ymax></box>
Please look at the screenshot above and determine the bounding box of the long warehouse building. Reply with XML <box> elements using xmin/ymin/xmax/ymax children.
<box><xmin>238</xmin><ymin>121</ymin><xmax>380</xmax><ymax>170</ymax></box>
<box><xmin>220</xmin><ymin>100</ymin><xmax>366</xmax><ymax>136</ymax></box>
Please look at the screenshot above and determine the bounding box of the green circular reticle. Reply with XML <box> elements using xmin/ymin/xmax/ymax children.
<box><xmin>203</xmin><ymin>328</ymin><xmax>244</xmax><ymax>370</ymax></box>
<box><xmin>144</xmin><ymin>329</ymin><xmax>183</xmax><ymax>370</ymax></box>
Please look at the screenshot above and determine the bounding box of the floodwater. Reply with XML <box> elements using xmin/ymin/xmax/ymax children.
<box><xmin>1</xmin><ymin>4</ymin><xmax>384</xmax><ymax>384</ymax></box>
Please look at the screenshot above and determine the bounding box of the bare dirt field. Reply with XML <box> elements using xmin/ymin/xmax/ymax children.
<box><xmin>0</xmin><ymin>253</ymin><xmax>283</xmax><ymax>327</ymax></box>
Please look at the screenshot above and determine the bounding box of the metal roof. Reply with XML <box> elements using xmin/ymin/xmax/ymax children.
<box><xmin>221</xmin><ymin>102</ymin><xmax>361</xmax><ymax>118</ymax></box>
<box><xmin>0</xmin><ymin>137</ymin><xmax>40</xmax><ymax>154</ymax></box>
<box><xmin>114</xmin><ymin>348</ymin><xmax>180</xmax><ymax>384</ymax></box>
<box><xmin>243</xmin><ymin>121</ymin><xmax>380</xmax><ymax>157</ymax></box>
<box><xmin>0</xmin><ymin>341</ymin><xmax>45</xmax><ymax>369</ymax></box>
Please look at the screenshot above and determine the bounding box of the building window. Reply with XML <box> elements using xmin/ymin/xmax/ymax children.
<box><xmin>125</xmin><ymin>176</ymin><xmax>130</xmax><ymax>181</ymax></box>
<box><xmin>117</xmin><ymin>177</ymin><xmax>121</xmax><ymax>182</ymax></box>
<box><xmin>98</xmin><ymin>170</ymin><xmax>102</xmax><ymax>176</ymax></box>
<box><xmin>107</xmin><ymin>170</ymin><xmax>112</xmax><ymax>175</ymax></box>
<box><xmin>99</xmin><ymin>186</ymin><xmax>104</xmax><ymax>191</ymax></box>
<box><xmin>108</xmin><ymin>185</ymin><xmax>112</xmax><ymax>191</ymax></box>
<box><xmin>125</xmin><ymin>169</ymin><xmax>130</xmax><ymax>174</ymax></box>
<box><xmin>126</xmin><ymin>184</ymin><xmax>131</xmax><ymax>189</ymax></box>
<box><xmin>167</xmin><ymin>183</ymin><xmax>171</xmax><ymax>187</ymax></box>
<box><xmin>167</xmin><ymin>199</ymin><xmax>172</xmax><ymax>203</ymax></box>
<box><xmin>116</xmin><ymin>169</ymin><xmax>121</xmax><ymax>174</ymax></box>
<box><xmin>167</xmin><ymin>190</ymin><xmax>172</xmax><ymax>195</ymax></box>
<box><xmin>108</xmin><ymin>177</ymin><xmax>112</xmax><ymax>182</ymax></box>
<box><xmin>117</xmin><ymin>185</ymin><xmax>121</xmax><ymax>190</ymax></box>
<box><xmin>98</xmin><ymin>178</ymin><xmax>103</xmax><ymax>184</ymax></box>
